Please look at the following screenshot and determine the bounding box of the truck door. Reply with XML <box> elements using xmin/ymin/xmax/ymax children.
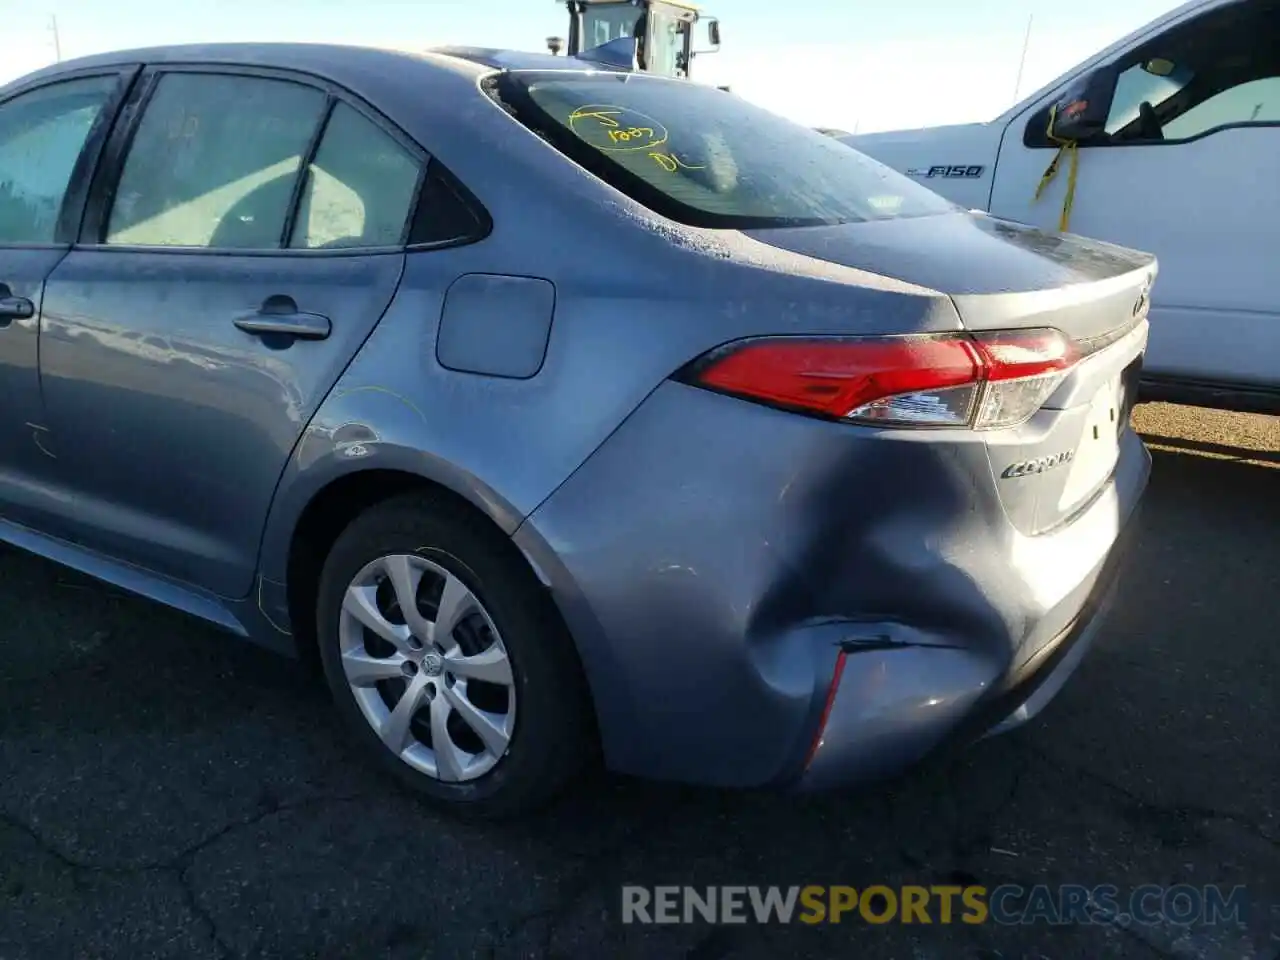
<box><xmin>988</xmin><ymin>0</ymin><xmax>1280</xmax><ymax>396</ymax></box>
<box><xmin>644</xmin><ymin>5</ymin><xmax>690</xmax><ymax>77</ymax></box>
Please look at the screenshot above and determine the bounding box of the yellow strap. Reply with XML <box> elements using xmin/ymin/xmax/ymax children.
<box><xmin>1033</xmin><ymin>105</ymin><xmax>1080</xmax><ymax>232</ymax></box>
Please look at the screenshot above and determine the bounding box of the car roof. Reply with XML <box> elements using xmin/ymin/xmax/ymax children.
<box><xmin>426</xmin><ymin>46</ymin><xmax>630</xmax><ymax>74</ymax></box>
<box><xmin>0</xmin><ymin>44</ymin><xmax>417</xmax><ymax>95</ymax></box>
<box><xmin>6</xmin><ymin>41</ymin><xmax>629</xmax><ymax>95</ymax></box>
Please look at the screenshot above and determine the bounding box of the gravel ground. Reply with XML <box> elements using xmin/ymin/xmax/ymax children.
<box><xmin>0</xmin><ymin>402</ymin><xmax>1276</xmax><ymax>960</ymax></box>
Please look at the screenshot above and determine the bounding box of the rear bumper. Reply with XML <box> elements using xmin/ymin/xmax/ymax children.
<box><xmin>794</xmin><ymin>504</ymin><xmax>1138</xmax><ymax>791</ymax></box>
<box><xmin>516</xmin><ymin>380</ymin><xmax>1151</xmax><ymax>791</ymax></box>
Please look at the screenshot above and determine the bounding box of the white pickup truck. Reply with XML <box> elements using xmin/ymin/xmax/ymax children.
<box><xmin>841</xmin><ymin>0</ymin><xmax>1280</xmax><ymax>414</ymax></box>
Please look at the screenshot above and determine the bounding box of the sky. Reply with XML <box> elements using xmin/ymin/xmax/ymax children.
<box><xmin>5</xmin><ymin>0</ymin><xmax>1186</xmax><ymax>133</ymax></box>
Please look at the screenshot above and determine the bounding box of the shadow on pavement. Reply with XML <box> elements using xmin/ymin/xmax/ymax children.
<box><xmin>1140</xmin><ymin>430</ymin><xmax>1280</xmax><ymax>467</ymax></box>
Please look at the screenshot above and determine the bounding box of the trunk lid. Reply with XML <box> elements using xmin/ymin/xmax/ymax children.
<box><xmin>743</xmin><ymin>210</ymin><xmax>1157</xmax><ymax>534</ymax></box>
<box><xmin>742</xmin><ymin>211</ymin><xmax>1155</xmax><ymax>324</ymax></box>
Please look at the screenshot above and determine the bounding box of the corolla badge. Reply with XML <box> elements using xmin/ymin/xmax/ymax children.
<box><xmin>1001</xmin><ymin>450</ymin><xmax>1075</xmax><ymax>478</ymax></box>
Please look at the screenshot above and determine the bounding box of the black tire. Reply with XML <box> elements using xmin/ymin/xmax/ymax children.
<box><xmin>315</xmin><ymin>492</ymin><xmax>595</xmax><ymax>819</ymax></box>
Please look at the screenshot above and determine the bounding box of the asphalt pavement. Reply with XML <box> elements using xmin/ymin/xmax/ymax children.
<box><xmin>1</xmin><ymin>402</ymin><xmax>1277</xmax><ymax>960</ymax></box>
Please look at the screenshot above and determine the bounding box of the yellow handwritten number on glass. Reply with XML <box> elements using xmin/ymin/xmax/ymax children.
<box><xmin>568</xmin><ymin>104</ymin><xmax>668</xmax><ymax>151</ymax></box>
<box><xmin>608</xmin><ymin>127</ymin><xmax>655</xmax><ymax>144</ymax></box>
<box><xmin>571</xmin><ymin>107</ymin><xmax>622</xmax><ymax>127</ymax></box>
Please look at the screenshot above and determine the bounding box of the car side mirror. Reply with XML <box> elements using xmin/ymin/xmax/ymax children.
<box><xmin>1043</xmin><ymin>66</ymin><xmax>1119</xmax><ymax>143</ymax></box>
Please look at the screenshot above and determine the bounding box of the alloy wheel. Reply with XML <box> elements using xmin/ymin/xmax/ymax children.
<box><xmin>338</xmin><ymin>553</ymin><xmax>517</xmax><ymax>782</ymax></box>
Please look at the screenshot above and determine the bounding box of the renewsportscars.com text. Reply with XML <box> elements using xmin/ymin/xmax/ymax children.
<box><xmin>620</xmin><ymin>884</ymin><xmax>1249</xmax><ymax>927</ymax></box>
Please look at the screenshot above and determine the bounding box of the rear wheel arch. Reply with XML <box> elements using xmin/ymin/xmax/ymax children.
<box><xmin>283</xmin><ymin>469</ymin><xmax>563</xmax><ymax>667</ymax></box>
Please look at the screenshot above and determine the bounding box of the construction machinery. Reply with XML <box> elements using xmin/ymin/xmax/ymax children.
<box><xmin>546</xmin><ymin>0</ymin><xmax>721</xmax><ymax>79</ymax></box>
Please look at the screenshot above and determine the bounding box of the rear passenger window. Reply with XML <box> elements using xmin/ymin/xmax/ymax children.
<box><xmin>106</xmin><ymin>73</ymin><xmax>325</xmax><ymax>248</ymax></box>
<box><xmin>288</xmin><ymin>102</ymin><xmax>422</xmax><ymax>249</ymax></box>
<box><xmin>0</xmin><ymin>75</ymin><xmax>118</xmax><ymax>244</ymax></box>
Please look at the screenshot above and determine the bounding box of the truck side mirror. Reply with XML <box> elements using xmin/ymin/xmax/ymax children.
<box><xmin>1044</xmin><ymin>66</ymin><xmax>1119</xmax><ymax>143</ymax></box>
<box><xmin>708</xmin><ymin>19</ymin><xmax>721</xmax><ymax>48</ymax></box>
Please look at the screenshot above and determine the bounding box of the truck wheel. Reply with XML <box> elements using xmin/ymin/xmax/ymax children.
<box><xmin>314</xmin><ymin>492</ymin><xmax>593</xmax><ymax>818</ymax></box>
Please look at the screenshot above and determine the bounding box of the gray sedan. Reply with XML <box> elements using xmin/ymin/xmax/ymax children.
<box><xmin>0</xmin><ymin>43</ymin><xmax>1152</xmax><ymax>816</ymax></box>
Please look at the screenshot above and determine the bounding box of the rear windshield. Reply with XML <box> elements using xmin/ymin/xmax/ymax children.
<box><xmin>493</xmin><ymin>71</ymin><xmax>956</xmax><ymax>230</ymax></box>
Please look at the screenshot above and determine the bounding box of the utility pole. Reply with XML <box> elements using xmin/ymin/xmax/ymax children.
<box><xmin>1012</xmin><ymin>13</ymin><xmax>1033</xmax><ymax>103</ymax></box>
<box><xmin>50</xmin><ymin>14</ymin><xmax>62</xmax><ymax>62</ymax></box>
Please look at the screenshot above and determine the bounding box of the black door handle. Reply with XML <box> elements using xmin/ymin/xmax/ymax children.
<box><xmin>0</xmin><ymin>295</ymin><xmax>34</xmax><ymax>325</ymax></box>
<box><xmin>233</xmin><ymin>295</ymin><xmax>330</xmax><ymax>341</ymax></box>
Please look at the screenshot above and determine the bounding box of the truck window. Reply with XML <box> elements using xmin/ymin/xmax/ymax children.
<box><xmin>1105</xmin><ymin>63</ymin><xmax>1193</xmax><ymax>135</ymax></box>
<box><xmin>1162</xmin><ymin>76</ymin><xmax>1280</xmax><ymax>139</ymax></box>
<box><xmin>1107</xmin><ymin>0</ymin><xmax>1280</xmax><ymax>143</ymax></box>
<box><xmin>493</xmin><ymin>71</ymin><xmax>956</xmax><ymax>230</ymax></box>
<box><xmin>582</xmin><ymin>3</ymin><xmax>642</xmax><ymax>49</ymax></box>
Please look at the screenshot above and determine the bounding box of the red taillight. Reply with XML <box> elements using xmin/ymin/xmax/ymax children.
<box><xmin>973</xmin><ymin>329</ymin><xmax>1078</xmax><ymax>381</ymax></box>
<box><xmin>691</xmin><ymin>337</ymin><xmax>981</xmax><ymax>420</ymax></box>
<box><xmin>681</xmin><ymin>329</ymin><xmax>1077</xmax><ymax>430</ymax></box>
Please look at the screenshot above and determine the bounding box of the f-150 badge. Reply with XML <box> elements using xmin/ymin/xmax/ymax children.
<box><xmin>906</xmin><ymin>165</ymin><xmax>986</xmax><ymax>178</ymax></box>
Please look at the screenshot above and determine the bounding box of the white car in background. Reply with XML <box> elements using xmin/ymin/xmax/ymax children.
<box><xmin>842</xmin><ymin>0</ymin><xmax>1280</xmax><ymax>414</ymax></box>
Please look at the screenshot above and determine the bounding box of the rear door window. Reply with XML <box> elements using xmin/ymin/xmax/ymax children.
<box><xmin>494</xmin><ymin>72</ymin><xmax>956</xmax><ymax>229</ymax></box>
<box><xmin>288</xmin><ymin>102</ymin><xmax>423</xmax><ymax>250</ymax></box>
<box><xmin>105</xmin><ymin>73</ymin><xmax>326</xmax><ymax>249</ymax></box>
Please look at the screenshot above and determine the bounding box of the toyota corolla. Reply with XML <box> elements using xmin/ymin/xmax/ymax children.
<box><xmin>0</xmin><ymin>43</ymin><xmax>1152</xmax><ymax>816</ymax></box>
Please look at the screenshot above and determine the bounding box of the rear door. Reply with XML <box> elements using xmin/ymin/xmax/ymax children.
<box><xmin>37</xmin><ymin>65</ymin><xmax>426</xmax><ymax>597</ymax></box>
<box><xmin>988</xmin><ymin>0</ymin><xmax>1280</xmax><ymax>390</ymax></box>
<box><xmin>0</xmin><ymin>69</ymin><xmax>133</xmax><ymax>529</ymax></box>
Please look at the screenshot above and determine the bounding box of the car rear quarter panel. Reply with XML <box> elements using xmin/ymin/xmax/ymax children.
<box><xmin>255</xmin><ymin>229</ymin><xmax>963</xmax><ymax>581</ymax></box>
<box><xmin>255</xmin><ymin>70</ymin><xmax>971</xmax><ymax>593</ymax></box>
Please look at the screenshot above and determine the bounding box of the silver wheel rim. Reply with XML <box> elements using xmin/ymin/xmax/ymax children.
<box><xmin>338</xmin><ymin>553</ymin><xmax>516</xmax><ymax>782</ymax></box>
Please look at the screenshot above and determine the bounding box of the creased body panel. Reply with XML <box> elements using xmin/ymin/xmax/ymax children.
<box><xmin>516</xmin><ymin>380</ymin><xmax>1149</xmax><ymax>787</ymax></box>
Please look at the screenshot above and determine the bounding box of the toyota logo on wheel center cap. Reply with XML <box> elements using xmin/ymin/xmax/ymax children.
<box><xmin>422</xmin><ymin>652</ymin><xmax>444</xmax><ymax>677</ymax></box>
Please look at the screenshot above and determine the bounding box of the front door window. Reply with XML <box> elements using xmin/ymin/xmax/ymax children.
<box><xmin>1106</xmin><ymin>0</ymin><xmax>1280</xmax><ymax>143</ymax></box>
<box><xmin>0</xmin><ymin>76</ymin><xmax>118</xmax><ymax>244</ymax></box>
